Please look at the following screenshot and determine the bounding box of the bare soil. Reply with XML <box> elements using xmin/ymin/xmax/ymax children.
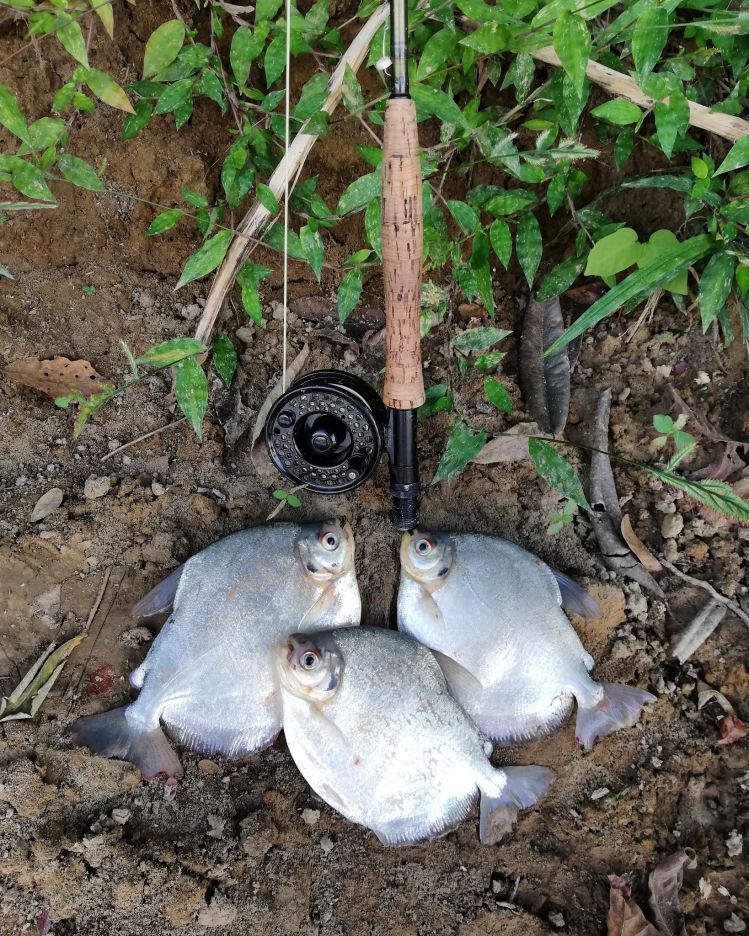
<box><xmin>1</xmin><ymin>4</ymin><xmax>747</xmax><ymax>935</ymax></box>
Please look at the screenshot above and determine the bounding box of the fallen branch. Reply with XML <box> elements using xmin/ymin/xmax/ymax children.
<box><xmin>532</xmin><ymin>47</ymin><xmax>749</xmax><ymax>143</ymax></box>
<box><xmin>658</xmin><ymin>556</ymin><xmax>749</xmax><ymax>630</ymax></box>
<box><xmin>194</xmin><ymin>4</ymin><xmax>389</xmax><ymax>347</ymax></box>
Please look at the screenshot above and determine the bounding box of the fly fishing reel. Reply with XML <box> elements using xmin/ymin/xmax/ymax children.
<box><xmin>265</xmin><ymin>371</ymin><xmax>386</xmax><ymax>494</ymax></box>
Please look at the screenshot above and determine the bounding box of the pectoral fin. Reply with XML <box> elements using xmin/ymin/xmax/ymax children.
<box><xmin>431</xmin><ymin>650</ymin><xmax>484</xmax><ymax>696</ymax></box>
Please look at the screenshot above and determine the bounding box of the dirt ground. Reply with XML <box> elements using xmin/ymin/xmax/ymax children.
<box><xmin>1</xmin><ymin>3</ymin><xmax>747</xmax><ymax>935</ymax></box>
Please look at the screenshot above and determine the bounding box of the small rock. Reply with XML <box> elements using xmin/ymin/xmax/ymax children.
<box><xmin>661</xmin><ymin>513</ymin><xmax>684</xmax><ymax>539</ymax></box>
<box><xmin>84</xmin><ymin>475</ymin><xmax>112</xmax><ymax>500</ymax></box>
<box><xmin>32</xmin><ymin>584</ymin><xmax>61</xmax><ymax>627</ymax></box>
<box><xmin>235</xmin><ymin>326</ymin><xmax>254</xmax><ymax>345</ymax></box>
<box><xmin>198</xmin><ymin>759</ymin><xmax>222</xmax><ymax>775</ymax></box>
<box><xmin>31</xmin><ymin>487</ymin><xmax>64</xmax><ymax>521</ymax></box>
<box><xmin>151</xmin><ymin>481</ymin><xmax>166</xmax><ymax>497</ymax></box>
<box><xmin>191</xmin><ymin>494</ymin><xmax>221</xmax><ymax>522</ymax></box>
<box><xmin>590</xmin><ymin>787</ymin><xmax>610</xmax><ymax>801</ymax></box>
<box><xmin>206</xmin><ymin>814</ymin><xmax>225</xmax><ymax>839</ymax></box>
<box><xmin>111</xmin><ymin>808</ymin><xmax>131</xmax><ymax>825</ymax></box>
<box><xmin>181</xmin><ymin>303</ymin><xmax>202</xmax><ymax>322</ymax></box>
<box><xmin>197</xmin><ymin>895</ymin><xmax>237</xmax><ymax>927</ymax></box>
<box><xmin>319</xmin><ymin>835</ymin><xmax>334</xmax><ymax>854</ymax></box>
<box><xmin>240</xmin><ymin>812</ymin><xmax>278</xmax><ymax>858</ymax></box>
<box><xmin>548</xmin><ymin>911</ymin><xmax>565</xmax><ymax>929</ymax></box>
<box><xmin>138</xmin><ymin>291</ymin><xmax>154</xmax><ymax>309</ymax></box>
<box><xmin>270</xmin><ymin>301</ymin><xmax>285</xmax><ymax>321</ymax></box>
<box><xmin>725</xmin><ymin>913</ymin><xmax>746</xmax><ymax>933</ymax></box>
<box><xmin>699</xmin><ymin>878</ymin><xmax>712</xmax><ymax>900</ymax></box>
<box><xmin>301</xmin><ymin>808</ymin><xmax>320</xmax><ymax>826</ymax></box>
<box><xmin>726</xmin><ymin>829</ymin><xmax>743</xmax><ymax>857</ymax></box>
<box><xmin>694</xmin><ymin>371</ymin><xmax>711</xmax><ymax>386</ymax></box>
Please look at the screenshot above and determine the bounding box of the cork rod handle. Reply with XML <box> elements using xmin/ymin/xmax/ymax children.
<box><xmin>381</xmin><ymin>98</ymin><xmax>425</xmax><ymax>410</ymax></box>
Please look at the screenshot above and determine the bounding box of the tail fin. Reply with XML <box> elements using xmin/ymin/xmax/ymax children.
<box><xmin>552</xmin><ymin>570</ymin><xmax>602</xmax><ymax>620</ymax></box>
<box><xmin>131</xmin><ymin>563</ymin><xmax>185</xmax><ymax>619</ymax></box>
<box><xmin>575</xmin><ymin>683</ymin><xmax>656</xmax><ymax>750</ymax></box>
<box><xmin>69</xmin><ymin>707</ymin><xmax>183</xmax><ymax>779</ymax></box>
<box><xmin>479</xmin><ymin>766</ymin><xmax>554</xmax><ymax>845</ymax></box>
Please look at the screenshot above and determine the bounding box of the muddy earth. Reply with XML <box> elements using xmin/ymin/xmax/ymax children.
<box><xmin>1</xmin><ymin>3</ymin><xmax>747</xmax><ymax>934</ymax></box>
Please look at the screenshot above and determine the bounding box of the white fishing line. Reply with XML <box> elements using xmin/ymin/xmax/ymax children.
<box><xmin>282</xmin><ymin>0</ymin><xmax>292</xmax><ymax>391</ymax></box>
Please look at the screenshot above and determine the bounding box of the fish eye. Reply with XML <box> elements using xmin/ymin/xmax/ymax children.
<box><xmin>415</xmin><ymin>538</ymin><xmax>433</xmax><ymax>555</ymax></box>
<box><xmin>321</xmin><ymin>533</ymin><xmax>339</xmax><ymax>551</ymax></box>
<box><xmin>300</xmin><ymin>651</ymin><xmax>319</xmax><ymax>670</ymax></box>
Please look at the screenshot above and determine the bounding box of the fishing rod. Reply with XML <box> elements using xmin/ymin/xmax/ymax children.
<box><xmin>266</xmin><ymin>0</ymin><xmax>425</xmax><ymax>531</ymax></box>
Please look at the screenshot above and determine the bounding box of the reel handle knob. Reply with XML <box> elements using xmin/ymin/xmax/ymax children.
<box><xmin>381</xmin><ymin>97</ymin><xmax>425</xmax><ymax>411</ymax></box>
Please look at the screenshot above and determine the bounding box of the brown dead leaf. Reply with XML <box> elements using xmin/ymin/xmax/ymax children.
<box><xmin>607</xmin><ymin>876</ymin><xmax>659</xmax><ymax>936</ymax></box>
<box><xmin>716</xmin><ymin>713</ymin><xmax>749</xmax><ymax>746</ymax></box>
<box><xmin>6</xmin><ymin>356</ymin><xmax>104</xmax><ymax>399</ymax></box>
<box><xmin>621</xmin><ymin>515</ymin><xmax>664</xmax><ymax>573</ymax></box>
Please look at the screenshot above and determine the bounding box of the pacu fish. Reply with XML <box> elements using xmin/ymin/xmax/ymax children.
<box><xmin>278</xmin><ymin>627</ymin><xmax>554</xmax><ymax>845</ymax></box>
<box><xmin>70</xmin><ymin>520</ymin><xmax>360</xmax><ymax>778</ymax></box>
<box><xmin>398</xmin><ymin>531</ymin><xmax>655</xmax><ymax>749</ymax></box>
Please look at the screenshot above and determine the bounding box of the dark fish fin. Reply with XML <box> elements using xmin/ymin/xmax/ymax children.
<box><xmin>431</xmin><ymin>650</ymin><xmax>484</xmax><ymax>695</ymax></box>
<box><xmin>131</xmin><ymin>563</ymin><xmax>185</xmax><ymax>619</ymax></box>
<box><xmin>552</xmin><ymin>570</ymin><xmax>602</xmax><ymax>620</ymax></box>
<box><xmin>575</xmin><ymin>683</ymin><xmax>656</xmax><ymax>750</ymax></box>
<box><xmin>69</xmin><ymin>707</ymin><xmax>183</xmax><ymax>779</ymax></box>
<box><xmin>479</xmin><ymin>766</ymin><xmax>554</xmax><ymax>844</ymax></box>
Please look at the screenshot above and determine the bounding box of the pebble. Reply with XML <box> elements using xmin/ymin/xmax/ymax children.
<box><xmin>301</xmin><ymin>808</ymin><xmax>320</xmax><ymax>826</ymax></box>
<box><xmin>31</xmin><ymin>487</ymin><xmax>63</xmax><ymax>521</ymax></box>
<box><xmin>198</xmin><ymin>759</ymin><xmax>222</xmax><ymax>775</ymax></box>
<box><xmin>270</xmin><ymin>301</ymin><xmax>285</xmax><ymax>321</ymax></box>
<box><xmin>111</xmin><ymin>808</ymin><xmax>131</xmax><ymax>825</ymax></box>
<box><xmin>699</xmin><ymin>878</ymin><xmax>712</xmax><ymax>900</ymax></box>
<box><xmin>181</xmin><ymin>303</ymin><xmax>202</xmax><ymax>321</ymax></box>
<box><xmin>206</xmin><ymin>814</ymin><xmax>225</xmax><ymax>839</ymax></box>
<box><xmin>84</xmin><ymin>475</ymin><xmax>112</xmax><ymax>500</ymax></box>
<box><xmin>661</xmin><ymin>513</ymin><xmax>684</xmax><ymax>539</ymax></box>
<box><xmin>726</xmin><ymin>829</ymin><xmax>743</xmax><ymax>857</ymax></box>
<box><xmin>725</xmin><ymin>914</ymin><xmax>746</xmax><ymax>933</ymax></box>
<box><xmin>319</xmin><ymin>835</ymin><xmax>334</xmax><ymax>854</ymax></box>
<box><xmin>590</xmin><ymin>787</ymin><xmax>610</xmax><ymax>801</ymax></box>
<box><xmin>151</xmin><ymin>480</ymin><xmax>166</xmax><ymax>497</ymax></box>
<box><xmin>138</xmin><ymin>291</ymin><xmax>154</xmax><ymax>309</ymax></box>
<box><xmin>548</xmin><ymin>911</ymin><xmax>565</xmax><ymax>929</ymax></box>
<box><xmin>235</xmin><ymin>326</ymin><xmax>254</xmax><ymax>345</ymax></box>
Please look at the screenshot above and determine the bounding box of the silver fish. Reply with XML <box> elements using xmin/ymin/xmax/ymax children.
<box><xmin>398</xmin><ymin>530</ymin><xmax>655</xmax><ymax>749</ymax></box>
<box><xmin>70</xmin><ymin>520</ymin><xmax>360</xmax><ymax>778</ymax></box>
<box><xmin>278</xmin><ymin>627</ymin><xmax>554</xmax><ymax>845</ymax></box>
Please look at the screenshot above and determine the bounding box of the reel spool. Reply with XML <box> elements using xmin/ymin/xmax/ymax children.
<box><xmin>265</xmin><ymin>370</ymin><xmax>386</xmax><ymax>494</ymax></box>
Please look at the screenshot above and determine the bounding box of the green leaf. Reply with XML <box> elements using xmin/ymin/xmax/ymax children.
<box><xmin>0</xmin><ymin>84</ymin><xmax>29</xmax><ymax>144</ymax></box>
<box><xmin>699</xmin><ymin>252</ymin><xmax>736</xmax><ymax>331</ymax></box>
<box><xmin>516</xmin><ymin>212</ymin><xmax>542</xmax><ymax>287</ymax></box>
<box><xmin>484</xmin><ymin>378</ymin><xmax>512</xmax><ymax>413</ymax></box>
<box><xmin>537</xmin><ymin>255</ymin><xmax>586</xmax><ymax>300</ymax></box>
<box><xmin>154</xmin><ymin>78</ymin><xmax>193</xmax><ymax>116</ymax></box>
<box><xmin>145</xmin><ymin>208</ymin><xmax>183</xmax><ymax>236</ymax></box>
<box><xmin>631</xmin><ymin>0</ymin><xmax>668</xmax><ymax>83</ymax></box>
<box><xmin>637</xmin><ymin>229</ymin><xmax>687</xmax><ymax>294</ymax></box>
<box><xmin>264</xmin><ymin>34</ymin><xmax>286</xmax><ymax>87</ymax></box>
<box><xmin>57</xmin><ymin>19</ymin><xmax>89</xmax><ymax>68</ymax></box>
<box><xmin>337</xmin><ymin>169</ymin><xmax>380</xmax><ymax>216</ymax></box>
<box><xmin>93</xmin><ymin>0</ymin><xmax>114</xmax><ymax>38</ymax></box>
<box><xmin>136</xmin><ymin>337</ymin><xmax>205</xmax><ymax>366</ymax></box>
<box><xmin>338</xmin><ymin>267</ymin><xmax>363</xmax><ymax>323</ymax></box>
<box><xmin>470</xmin><ymin>230</ymin><xmax>494</xmax><ymax>317</ymax></box>
<box><xmin>300</xmin><ymin>224</ymin><xmax>324</xmax><ymax>281</ymax></box>
<box><xmin>342</xmin><ymin>64</ymin><xmax>365</xmax><ymax>112</ymax></box>
<box><xmin>364</xmin><ymin>198</ymin><xmax>381</xmax><ymax>259</ymax></box>
<box><xmin>241</xmin><ymin>284</ymin><xmax>263</xmax><ymax>324</ymax></box>
<box><xmin>447</xmin><ymin>199</ymin><xmax>480</xmax><ymax>234</ymax></box>
<box><xmin>212</xmin><ymin>334</ymin><xmax>237</xmax><ymax>385</ymax></box>
<box><xmin>646</xmin><ymin>468</ymin><xmax>749</xmax><ymax>522</ymax></box>
<box><xmin>652</xmin><ymin>413</ymin><xmax>674</xmax><ymax>434</ymax></box>
<box><xmin>545</xmin><ymin>234</ymin><xmax>713</xmax><ymax>355</ymax></box>
<box><xmin>256</xmin><ymin>182</ymin><xmax>279</xmax><ymax>213</ymax></box>
<box><xmin>10</xmin><ymin>160</ymin><xmax>55</xmax><ymax>202</ymax></box>
<box><xmin>175</xmin><ymin>229</ymin><xmax>232</xmax><ymax>289</ymax></box>
<box><xmin>584</xmin><ymin>227</ymin><xmax>641</xmax><ymax>277</ymax></box>
<box><xmin>654</xmin><ymin>90</ymin><xmax>689</xmax><ymax>159</ymax></box>
<box><xmin>231</xmin><ymin>26</ymin><xmax>255</xmax><ymax>85</ymax></box>
<box><xmin>85</xmin><ymin>69</ymin><xmax>135</xmax><ymax>113</ymax></box>
<box><xmin>410</xmin><ymin>83</ymin><xmax>465</xmax><ymax>127</ymax></box>
<box><xmin>56</xmin><ymin>153</ymin><xmax>103</xmax><ymax>191</ymax></box>
<box><xmin>591</xmin><ymin>99</ymin><xmax>642</xmax><ymax>126</ymax></box>
<box><xmin>256</xmin><ymin>0</ymin><xmax>283</xmax><ymax>20</ymax></box>
<box><xmin>453</xmin><ymin>326</ymin><xmax>511</xmax><ymax>353</ymax></box>
<box><xmin>432</xmin><ymin>420</ymin><xmax>488</xmax><ymax>484</ymax></box>
<box><xmin>528</xmin><ymin>438</ymin><xmax>590</xmax><ymax>511</ymax></box>
<box><xmin>489</xmin><ymin>219</ymin><xmax>512</xmax><ymax>268</ymax></box>
<box><xmin>460</xmin><ymin>23</ymin><xmax>510</xmax><ymax>53</ymax></box>
<box><xmin>143</xmin><ymin>20</ymin><xmax>186</xmax><ymax>79</ymax></box>
<box><xmin>174</xmin><ymin>356</ymin><xmax>208</xmax><ymax>440</ymax></box>
<box><xmin>614</xmin><ymin>129</ymin><xmax>634</xmax><ymax>169</ymax></box>
<box><xmin>417</xmin><ymin>27</ymin><xmax>458</xmax><ymax>82</ymax></box>
<box><xmin>553</xmin><ymin>13</ymin><xmax>591</xmax><ymax>97</ymax></box>
<box><xmin>417</xmin><ymin>384</ymin><xmax>453</xmax><ymax>422</ymax></box>
<box><xmin>715</xmin><ymin>136</ymin><xmax>749</xmax><ymax>177</ymax></box>
<box><xmin>486</xmin><ymin>190</ymin><xmax>537</xmax><ymax>216</ymax></box>
<box><xmin>122</xmin><ymin>100</ymin><xmax>153</xmax><ymax>140</ymax></box>
<box><xmin>474</xmin><ymin>350</ymin><xmax>505</xmax><ymax>370</ymax></box>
